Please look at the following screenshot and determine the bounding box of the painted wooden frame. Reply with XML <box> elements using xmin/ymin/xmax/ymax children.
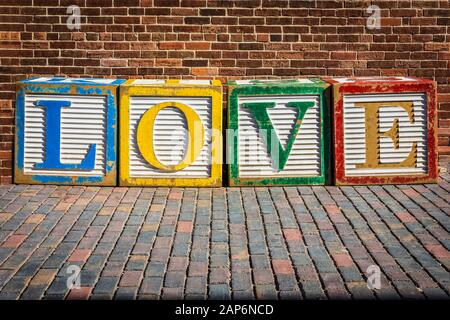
<box><xmin>119</xmin><ymin>79</ymin><xmax>222</xmax><ymax>187</ymax></box>
<box><xmin>228</xmin><ymin>78</ymin><xmax>331</xmax><ymax>186</ymax></box>
<box><xmin>327</xmin><ymin>76</ymin><xmax>438</xmax><ymax>185</ymax></box>
<box><xmin>15</xmin><ymin>77</ymin><xmax>124</xmax><ymax>186</ymax></box>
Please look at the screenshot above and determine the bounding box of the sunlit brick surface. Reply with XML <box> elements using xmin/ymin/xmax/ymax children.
<box><xmin>0</xmin><ymin>175</ymin><xmax>449</xmax><ymax>299</ymax></box>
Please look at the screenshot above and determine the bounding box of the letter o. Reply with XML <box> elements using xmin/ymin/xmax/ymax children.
<box><xmin>136</xmin><ymin>102</ymin><xmax>204</xmax><ymax>171</ymax></box>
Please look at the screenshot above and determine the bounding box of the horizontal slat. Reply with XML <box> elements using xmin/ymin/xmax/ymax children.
<box><xmin>344</xmin><ymin>139</ymin><xmax>426</xmax><ymax>145</ymax></box>
<box><xmin>131</xmin><ymin>114</ymin><xmax>211</xmax><ymax>121</ymax></box>
<box><xmin>343</xmin><ymin>93</ymin><xmax>425</xmax><ymax>102</ymax></box>
<box><xmin>239</xmin><ymin>123</ymin><xmax>320</xmax><ymax>130</ymax></box>
<box><xmin>25</xmin><ymin>144</ymin><xmax>105</xmax><ymax>150</ymax></box>
<box><xmin>344</xmin><ymin>107</ymin><xmax>426</xmax><ymax>114</ymax></box>
<box><xmin>344</xmin><ymin>132</ymin><xmax>426</xmax><ymax>139</ymax></box>
<box><xmin>344</xmin><ymin>116</ymin><xmax>426</xmax><ymax>124</ymax></box>
<box><xmin>346</xmin><ymin>168</ymin><xmax>427</xmax><ymax>175</ymax></box>
<box><xmin>345</xmin><ymin>127</ymin><xmax>426</xmax><ymax>134</ymax></box>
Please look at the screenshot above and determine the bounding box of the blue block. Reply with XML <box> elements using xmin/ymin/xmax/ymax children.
<box><xmin>15</xmin><ymin>77</ymin><xmax>125</xmax><ymax>186</ymax></box>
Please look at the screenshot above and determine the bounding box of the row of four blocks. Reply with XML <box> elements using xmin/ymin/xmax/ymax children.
<box><xmin>15</xmin><ymin>76</ymin><xmax>438</xmax><ymax>187</ymax></box>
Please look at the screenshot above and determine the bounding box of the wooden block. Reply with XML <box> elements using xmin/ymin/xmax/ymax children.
<box><xmin>15</xmin><ymin>77</ymin><xmax>124</xmax><ymax>186</ymax></box>
<box><xmin>327</xmin><ymin>76</ymin><xmax>438</xmax><ymax>185</ymax></box>
<box><xmin>227</xmin><ymin>78</ymin><xmax>331</xmax><ymax>186</ymax></box>
<box><xmin>119</xmin><ymin>79</ymin><xmax>222</xmax><ymax>187</ymax></box>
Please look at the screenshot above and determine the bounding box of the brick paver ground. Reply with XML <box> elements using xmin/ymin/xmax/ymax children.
<box><xmin>0</xmin><ymin>174</ymin><xmax>449</xmax><ymax>300</ymax></box>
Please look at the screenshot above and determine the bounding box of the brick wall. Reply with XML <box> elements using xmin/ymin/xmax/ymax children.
<box><xmin>0</xmin><ymin>0</ymin><xmax>449</xmax><ymax>184</ymax></box>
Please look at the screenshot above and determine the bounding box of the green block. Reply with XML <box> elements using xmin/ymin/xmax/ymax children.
<box><xmin>227</xmin><ymin>78</ymin><xmax>331</xmax><ymax>186</ymax></box>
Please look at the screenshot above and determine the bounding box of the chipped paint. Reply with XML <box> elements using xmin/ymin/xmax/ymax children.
<box><xmin>119</xmin><ymin>79</ymin><xmax>223</xmax><ymax>187</ymax></box>
<box><xmin>227</xmin><ymin>78</ymin><xmax>331</xmax><ymax>186</ymax></box>
<box><xmin>14</xmin><ymin>78</ymin><xmax>125</xmax><ymax>186</ymax></box>
<box><xmin>326</xmin><ymin>76</ymin><xmax>438</xmax><ymax>185</ymax></box>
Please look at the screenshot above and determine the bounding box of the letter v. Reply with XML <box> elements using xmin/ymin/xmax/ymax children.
<box><xmin>242</xmin><ymin>101</ymin><xmax>314</xmax><ymax>171</ymax></box>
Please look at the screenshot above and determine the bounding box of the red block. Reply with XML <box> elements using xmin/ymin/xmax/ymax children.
<box><xmin>327</xmin><ymin>76</ymin><xmax>438</xmax><ymax>185</ymax></box>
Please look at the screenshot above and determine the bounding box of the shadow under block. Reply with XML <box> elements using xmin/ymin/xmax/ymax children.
<box><xmin>326</xmin><ymin>76</ymin><xmax>438</xmax><ymax>185</ymax></box>
<box><xmin>119</xmin><ymin>79</ymin><xmax>223</xmax><ymax>187</ymax></box>
<box><xmin>227</xmin><ymin>78</ymin><xmax>331</xmax><ymax>186</ymax></box>
<box><xmin>15</xmin><ymin>77</ymin><xmax>125</xmax><ymax>186</ymax></box>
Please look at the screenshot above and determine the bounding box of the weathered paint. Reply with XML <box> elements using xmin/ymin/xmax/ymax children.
<box><xmin>353</xmin><ymin>101</ymin><xmax>417</xmax><ymax>170</ymax></box>
<box><xmin>136</xmin><ymin>101</ymin><xmax>205</xmax><ymax>171</ymax></box>
<box><xmin>21</xmin><ymin>77</ymin><xmax>123</xmax><ymax>86</ymax></box>
<box><xmin>15</xmin><ymin>77</ymin><xmax>125</xmax><ymax>186</ymax></box>
<box><xmin>119</xmin><ymin>79</ymin><xmax>222</xmax><ymax>187</ymax></box>
<box><xmin>241</xmin><ymin>101</ymin><xmax>314</xmax><ymax>171</ymax></box>
<box><xmin>326</xmin><ymin>76</ymin><xmax>438</xmax><ymax>185</ymax></box>
<box><xmin>32</xmin><ymin>100</ymin><xmax>96</xmax><ymax>171</ymax></box>
<box><xmin>227</xmin><ymin>78</ymin><xmax>331</xmax><ymax>186</ymax></box>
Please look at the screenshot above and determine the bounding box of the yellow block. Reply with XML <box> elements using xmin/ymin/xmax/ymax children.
<box><xmin>119</xmin><ymin>79</ymin><xmax>222</xmax><ymax>187</ymax></box>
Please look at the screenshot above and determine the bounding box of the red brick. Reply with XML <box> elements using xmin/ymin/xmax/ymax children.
<box><xmin>332</xmin><ymin>253</ymin><xmax>354</xmax><ymax>267</ymax></box>
<box><xmin>191</xmin><ymin>67</ymin><xmax>218</xmax><ymax>76</ymax></box>
<box><xmin>185</xmin><ymin>42</ymin><xmax>211</xmax><ymax>50</ymax></box>
<box><xmin>0</xmin><ymin>32</ymin><xmax>20</xmax><ymax>40</ymax></box>
<box><xmin>68</xmin><ymin>249</ymin><xmax>92</xmax><ymax>263</ymax></box>
<box><xmin>426</xmin><ymin>244</ymin><xmax>450</xmax><ymax>259</ymax></box>
<box><xmin>177</xmin><ymin>221</ymin><xmax>193</xmax><ymax>233</ymax></box>
<box><xmin>168</xmin><ymin>257</ymin><xmax>188</xmax><ymax>271</ymax></box>
<box><xmin>440</xmin><ymin>146</ymin><xmax>450</xmax><ymax>155</ymax></box>
<box><xmin>150</xmin><ymin>204</ymin><xmax>164</xmax><ymax>212</ymax></box>
<box><xmin>210</xmin><ymin>268</ymin><xmax>229</xmax><ymax>284</ymax></box>
<box><xmin>2</xmin><ymin>234</ymin><xmax>26</xmax><ymax>248</ymax></box>
<box><xmin>253</xmin><ymin>269</ymin><xmax>275</xmax><ymax>285</ymax></box>
<box><xmin>159</xmin><ymin>42</ymin><xmax>184</xmax><ymax>50</ymax></box>
<box><xmin>283</xmin><ymin>229</ymin><xmax>302</xmax><ymax>241</ymax></box>
<box><xmin>30</xmin><ymin>269</ymin><xmax>57</xmax><ymax>286</ymax></box>
<box><xmin>396</xmin><ymin>212</ymin><xmax>417</xmax><ymax>224</ymax></box>
<box><xmin>331</xmin><ymin>51</ymin><xmax>357</xmax><ymax>60</ymax></box>
<box><xmin>324</xmin><ymin>204</ymin><xmax>341</xmax><ymax>215</ymax></box>
<box><xmin>119</xmin><ymin>271</ymin><xmax>142</xmax><ymax>287</ymax></box>
<box><xmin>67</xmin><ymin>287</ymin><xmax>92</xmax><ymax>300</ymax></box>
<box><xmin>272</xmin><ymin>259</ymin><xmax>294</xmax><ymax>275</ymax></box>
<box><xmin>188</xmin><ymin>262</ymin><xmax>208</xmax><ymax>277</ymax></box>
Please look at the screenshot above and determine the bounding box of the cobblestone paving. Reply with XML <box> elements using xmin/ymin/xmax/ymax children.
<box><xmin>0</xmin><ymin>175</ymin><xmax>449</xmax><ymax>300</ymax></box>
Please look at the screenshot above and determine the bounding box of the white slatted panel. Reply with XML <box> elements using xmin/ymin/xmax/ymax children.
<box><xmin>129</xmin><ymin>96</ymin><xmax>212</xmax><ymax>178</ymax></box>
<box><xmin>344</xmin><ymin>93</ymin><xmax>428</xmax><ymax>176</ymax></box>
<box><xmin>238</xmin><ymin>95</ymin><xmax>321</xmax><ymax>177</ymax></box>
<box><xmin>24</xmin><ymin>94</ymin><xmax>106</xmax><ymax>176</ymax></box>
